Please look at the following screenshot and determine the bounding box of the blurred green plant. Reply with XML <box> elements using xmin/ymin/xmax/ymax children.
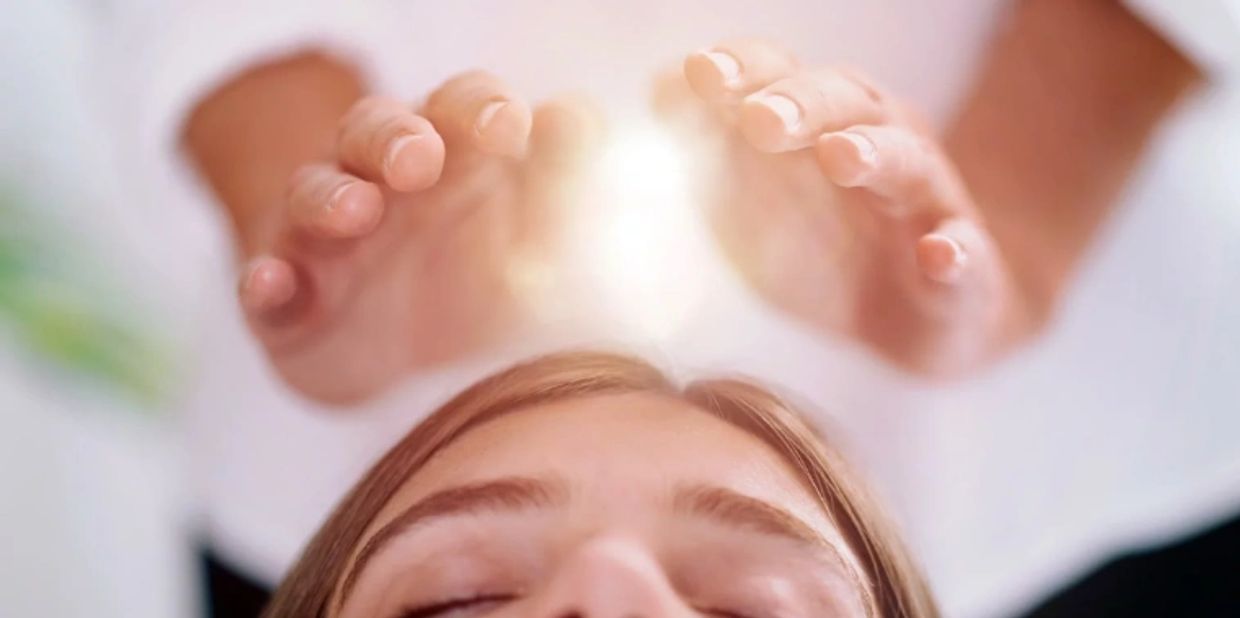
<box><xmin>0</xmin><ymin>185</ymin><xmax>176</xmax><ymax>408</ymax></box>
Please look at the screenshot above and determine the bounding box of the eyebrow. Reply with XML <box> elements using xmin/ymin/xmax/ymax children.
<box><xmin>675</xmin><ymin>485</ymin><xmax>871</xmax><ymax>618</ymax></box>
<box><xmin>337</xmin><ymin>476</ymin><xmax>567</xmax><ymax>609</ymax></box>
<box><xmin>336</xmin><ymin>480</ymin><xmax>860</xmax><ymax>613</ymax></box>
<box><xmin>672</xmin><ymin>484</ymin><xmax>828</xmax><ymax>546</ymax></box>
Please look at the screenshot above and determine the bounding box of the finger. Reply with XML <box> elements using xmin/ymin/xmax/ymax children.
<box><xmin>238</xmin><ymin>255</ymin><xmax>298</xmax><ymax>319</ymax></box>
<box><xmin>917</xmin><ymin>218</ymin><xmax>991</xmax><ymax>285</ymax></box>
<box><xmin>739</xmin><ymin>69</ymin><xmax>888</xmax><ymax>152</ymax></box>
<box><xmin>816</xmin><ymin>125</ymin><xmax>962</xmax><ymax>210</ymax></box>
<box><xmin>529</xmin><ymin>94</ymin><xmax>605</xmax><ymax>169</ymax></box>
<box><xmin>652</xmin><ymin>68</ymin><xmax>696</xmax><ymax>116</ymax></box>
<box><xmin>423</xmin><ymin>70</ymin><xmax>533</xmax><ymax>158</ymax></box>
<box><xmin>651</xmin><ymin>67</ymin><xmax>721</xmax><ymax>136</ymax></box>
<box><xmin>286</xmin><ymin>163</ymin><xmax>385</xmax><ymax>238</ymax></box>
<box><xmin>684</xmin><ymin>39</ymin><xmax>799</xmax><ymax>103</ymax></box>
<box><xmin>337</xmin><ymin>96</ymin><xmax>445</xmax><ymax>192</ymax></box>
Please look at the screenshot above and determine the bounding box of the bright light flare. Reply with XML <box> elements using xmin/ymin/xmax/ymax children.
<box><xmin>561</xmin><ymin>121</ymin><xmax>715</xmax><ymax>341</ymax></box>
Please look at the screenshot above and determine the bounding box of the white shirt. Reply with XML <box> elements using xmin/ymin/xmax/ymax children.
<box><xmin>80</xmin><ymin>1</ymin><xmax>1240</xmax><ymax>616</ymax></box>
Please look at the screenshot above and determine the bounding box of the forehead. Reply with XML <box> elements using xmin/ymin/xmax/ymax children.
<box><xmin>329</xmin><ymin>393</ymin><xmax>876</xmax><ymax>613</ymax></box>
<box><xmin>369</xmin><ymin>392</ymin><xmax>838</xmax><ymax>542</ymax></box>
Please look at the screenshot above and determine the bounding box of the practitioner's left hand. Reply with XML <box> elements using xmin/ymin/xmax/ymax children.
<box><xmin>657</xmin><ymin>39</ymin><xmax>1032</xmax><ymax>377</ymax></box>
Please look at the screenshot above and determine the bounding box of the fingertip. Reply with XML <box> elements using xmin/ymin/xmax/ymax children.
<box><xmin>650</xmin><ymin>68</ymin><xmax>714</xmax><ymax>133</ymax></box>
<box><xmin>817</xmin><ymin>130</ymin><xmax>879</xmax><ymax>187</ymax></box>
<box><xmin>475</xmin><ymin>99</ymin><xmax>533</xmax><ymax>158</ymax></box>
<box><xmin>530</xmin><ymin>96</ymin><xmax>604</xmax><ymax>166</ymax></box>
<box><xmin>681</xmin><ymin>39</ymin><xmax>799</xmax><ymax>103</ymax></box>
<box><xmin>739</xmin><ymin>93</ymin><xmax>803</xmax><ymax>152</ymax></box>
<box><xmin>917</xmin><ymin>232</ymin><xmax>968</xmax><ymax>284</ymax></box>
<box><xmin>337</xmin><ymin>97</ymin><xmax>440</xmax><ymax>187</ymax></box>
<box><xmin>383</xmin><ymin>129</ymin><xmax>445</xmax><ymax>192</ymax></box>
<box><xmin>239</xmin><ymin>256</ymin><xmax>297</xmax><ymax>315</ymax></box>
<box><xmin>684</xmin><ymin>49</ymin><xmax>742</xmax><ymax>100</ymax></box>
<box><xmin>288</xmin><ymin>164</ymin><xmax>387</xmax><ymax>239</ymax></box>
<box><xmin>324</xmin><ymin>180</ymin><xmax>385</xmax><ymax>237</ymax></box>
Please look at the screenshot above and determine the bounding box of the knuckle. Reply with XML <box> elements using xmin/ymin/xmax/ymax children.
<box><xmin>374</xmin><ymin>115</ymin><xmax>415</xmax><ymax>144</ymax></box>
<box><xmin>437</xmin><ymin>69</ymin><xmax>501</xmax><ymax>97</ymax></box>
<box><xmin>339</xmin><ymin>96</ymin><xmax>406</xmax><ymax>138</ymax></box>
<box><xmin>340</xmin><ymin>96</ymin><xmax>386</xmax><ymax>126</ymax></box>
<box><xmin>837</xmin><ymin>66</ymin><xmax>887</xmax><ymax>104</ymax></box>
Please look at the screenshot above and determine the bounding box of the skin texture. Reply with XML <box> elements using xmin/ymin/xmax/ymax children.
<box><xmin>662</xmin><ymin>1</ymin><xmax>1196</xmax><ymax>376</ymax></box>
<box><xmin>184</xmin><ymin>1</ymin><xmax>1199</xmax><ymax>402</ymax></box>
<box><xmin>330</xmin><ymin>393</ymin><xmax>871</xmax><ymax>618</ymax></box>
<box><xmin>945</xmin><ymin>0</ymin><xmax>1200</xmax><ymax>322</ymax></box>
<box><xmin>186</xmin><ymin>58</ymin><xmax>599</xmax><ymax>404</ymax></box>
<box><xmin>184</xmin><ymin>54</ymin><xmax>365</xmax><ymax>256</ymax></box>
<box><xmin>662</xmin><ymin>39</ymin><xmax>1018</xmax><ymax>377</ymax></box>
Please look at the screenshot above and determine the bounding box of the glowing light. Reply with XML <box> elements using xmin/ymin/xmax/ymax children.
<box><xmin>563</xmin><ymin>121</ymin><xmax>714</xmax><ymax>341</ymax></box>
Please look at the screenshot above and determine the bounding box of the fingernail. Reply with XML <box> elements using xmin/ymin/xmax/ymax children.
<box><xmin>921</xmin><ymin>234</ymin><xmax>967</xmax><ymax>284</ymax></box>
<box><xmin>753</xmin><ymin>94</ymin><xmax>802</xmax><ymax>134</ymax></box>
<box><xmin>475</xmin><ymin>99</ymin><xmax>509</xmax><ymax>135</ymax></box>
<box><xmin>475</xmin><ymin>99</ymin><xmax>531</xmax><ymax>158</ymax></box>
<box><xmin>839</xmin><ymin>131</ymin><xmax>877</xmax><ymax>165</ymax></box>
<box><xmin>821</xmin><ymin>131</ymin><xmax>878</xmax><ymax>186</ymax></box>
<box><xmin>383</xmin><ymin>133</ymin><xmax>417</xmax><ymax>177</ymax></box>
<box><xmin>240</xmin><ymin>259</ymin><xmax>295</xmax><ymax>313</ymax></box>
<box><xmin>704</xmin><ymin>50</ymin><xmax>741</xmax><ymax>87</ymax></box>
<box><xmin>327</xmin><ymin>181</ymin><xmax>354</xmax><ymax>211</ymax></box>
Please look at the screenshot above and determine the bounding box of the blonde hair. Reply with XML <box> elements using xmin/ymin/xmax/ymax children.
<box><xmin>264</xmin><ymin>351</ymin><xmax>938</xmax><ymax>617</ymax></box>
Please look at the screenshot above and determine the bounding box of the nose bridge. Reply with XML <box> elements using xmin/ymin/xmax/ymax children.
<box><xmin>535</xmin><ymin>534</ymin><xmax>683</xmax><ymax>618</ymax></box>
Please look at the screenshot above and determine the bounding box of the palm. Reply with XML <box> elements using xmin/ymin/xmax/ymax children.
<box><xmin>261</xmin><ymin>157</ymin><xmax>539</xmax><ymax>402</ymax></box>
<box><xmin>239</xmin><ymin>74</ymin><xmax>590</xmax><ymax>404</ymax></box>
<box><xmin>708</xmin><ymin>132</ymin><xmax>1004</xmax><ymax>373</ymax></box>
<box><xmin>662</xmin><ymin>40</ymin><xmax>1025</xmax><ymax>376</ymax></box>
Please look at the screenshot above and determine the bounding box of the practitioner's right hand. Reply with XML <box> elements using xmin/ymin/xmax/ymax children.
<box><xmin>237</xmin><ymin>72</ymin><xmax>596</xmax><ymax>404</ymax></box>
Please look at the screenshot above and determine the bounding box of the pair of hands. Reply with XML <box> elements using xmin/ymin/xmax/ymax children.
<box><xmin>239</xmin><ymin>40</ymin><xmax>1027</xmax><ymax>404</ymax></box>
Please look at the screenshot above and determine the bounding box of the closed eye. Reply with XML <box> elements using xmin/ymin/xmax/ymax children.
<box><xmin>696</xmin><ymin>606</ymin><xmax>760</xmax><ymax>618</ymax></box>
<box><xmin>395</xmin><ymin>594</ymin><xmax>514</xmax><ymax>618</ymax></box>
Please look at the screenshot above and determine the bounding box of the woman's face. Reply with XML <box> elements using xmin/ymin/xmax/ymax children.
<box><xmin>332</xmin><ymin>393</ymin><xmax>871</xmax><ymax>618</ymax></box>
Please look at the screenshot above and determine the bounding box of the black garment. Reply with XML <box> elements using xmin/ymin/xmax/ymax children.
<box><xmin>1019</xmin><ymin>512</ymin><xmax>1240</xmax><ymax>617</ymax></box>
<box><xmin>201</xmin><ymin>548</ymin><xmax>271</xmax><ymax>618</ymax></box>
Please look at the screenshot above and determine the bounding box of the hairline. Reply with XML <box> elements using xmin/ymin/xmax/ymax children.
<box><xmin>260</xmin><ymin>352</ymin><xmax>922</xmax><ymax>618</ymax></box>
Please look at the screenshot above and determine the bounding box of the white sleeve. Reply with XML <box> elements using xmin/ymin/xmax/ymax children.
<box><xmin>1125</xmin><ymin>0</ymin><xmax>1240</xmax><ymax>79</ymax></box>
